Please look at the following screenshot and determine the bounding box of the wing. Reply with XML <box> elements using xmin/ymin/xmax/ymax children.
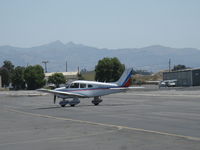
<box><xmin>37</xmin><ymin>89</ymin><xmax>86</xmax><ymax>98</ymax></box>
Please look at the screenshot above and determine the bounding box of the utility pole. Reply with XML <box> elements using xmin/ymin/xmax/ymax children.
<box><xmin>168</xmin><ymin>58</ymin><xmax>171</xmax><ymax>72</ymax></box>
<box><xmin>66</xmin><ymin>61</ymin><xmax>67</xmax><ymax>72</ymax></box>
<box><xmin>78</xmin><ymin>66</ymin><xmax>80</xmax><ymax>74</ymax></box>
<box><xmin>42</xmin><ymin>61</ymin><xmax>49</xmax><ymax>73</ymax></box>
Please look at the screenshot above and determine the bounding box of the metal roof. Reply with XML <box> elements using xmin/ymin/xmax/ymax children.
<box><xmin>164</xmin><ymin>68</ymin><xmax>200</xmax><ymax>73</ymax></box>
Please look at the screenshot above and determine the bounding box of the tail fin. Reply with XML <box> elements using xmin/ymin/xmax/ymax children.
<box><xmin>115</xmin><ymin>68</ymin><xmax>133</xmax><ymax>87</ymax></box>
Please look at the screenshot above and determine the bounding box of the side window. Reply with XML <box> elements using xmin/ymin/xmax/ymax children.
<box><xmin>80</xmin><ymin>84</ymin><xmax>86</xmax><ymax>88</ymax></box>
<box><xmin>88</xmin><ymin>84</ymin><xmax>93</xmax><ymax>88</ymax></box>
<box><xmin>70</xmin><ymin>83</ymin><xmax>79</xmax><ymax>88</ymax></box>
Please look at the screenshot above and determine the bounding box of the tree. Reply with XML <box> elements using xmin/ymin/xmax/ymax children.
<box><xmin>12</xmin><ymin>66</ymin><xmax>25</xmax><ymax>90</ymax></box>
<box><xmin>172</xmin><ymin>64</ymin><xmax>188</xmax><ymax>71</ymax></box>
<box><xmin>48</xmin><ymin>73</ymin><xmax>66</xmax><ymax>88</ymax></box>
<box><xmin>0</xmin><ymin>67</ymin><xmax>10</xmax><ymax>87</ymax></box>
<box><xmin>95</xmin><ymin>57</ymin><xmax>125</xmax><ymax>82</ymax></box>
<box><xmin>24</xmin><ymin>65</ymin><xmax>45</xmax><ymax>90</ymax></box>
<box><xmin>0</xmin><ymin>60</ymin><xmax>15</xmax><ymax>87</ymax></box>
<box><xmin>77</xmin><ymin>72</ymin><xmax>84</xmax><ymax>80</ymax></box>
<box><xmin>2</xmin><ymin>60</ymin><xmax>14</xmax><ymax>73</ymax></box>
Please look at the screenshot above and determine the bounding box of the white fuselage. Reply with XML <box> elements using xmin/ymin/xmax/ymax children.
<box><xmin>55</xmin><ymin>80</ymin><xmax>123</xmax><ymax>99</ymax></box>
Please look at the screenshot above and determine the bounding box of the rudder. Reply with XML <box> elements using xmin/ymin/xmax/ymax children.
<box><xmin>115</xmin><ymin>68</ymin><xmax>133</xmax><ymax>87</ymax></box>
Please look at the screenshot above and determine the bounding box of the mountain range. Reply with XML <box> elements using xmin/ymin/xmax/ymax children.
<box><xmin>0</xmin><ymin>41</ymin><xmax>200</xmax><ymax>72</ymax></box>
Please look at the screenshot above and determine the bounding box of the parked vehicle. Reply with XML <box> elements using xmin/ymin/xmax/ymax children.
<box><xmin>159</xmin><ymin>80</ymin><xmax>177</xmax><ymax>87</ymax></box>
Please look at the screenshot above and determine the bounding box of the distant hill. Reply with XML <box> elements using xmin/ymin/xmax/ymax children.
<box><xmin>0</xmin><ymin>41</ymin><xmax>200</xmax><ymax>72</ymax></box>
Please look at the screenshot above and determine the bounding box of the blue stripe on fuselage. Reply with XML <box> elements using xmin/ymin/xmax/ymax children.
<box><xmin>57</xmin><ymin>87</ymin><xmax>114</xmax><ymax>92</ymax></box>
<box><xmin>57</xmin><ymin>86</ymin><xmax>126</xmax><ymax>93</ymax></box>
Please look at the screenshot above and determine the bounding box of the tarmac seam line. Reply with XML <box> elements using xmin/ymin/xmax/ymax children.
<box><xmin>126</xmin><ymin>93</ymin><xmax>200</xmax><ymax>97</ymax></box>
<box><xmin>5</xmin><ymin>107</ymin><xmax>200</xmax><ymax>142</ymax></box>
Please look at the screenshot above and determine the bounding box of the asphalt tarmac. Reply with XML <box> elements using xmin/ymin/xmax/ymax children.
<box><xmin>0</xmin><ymin>89</ymin><xmax>200</xmax><ymax>150</ymax></box>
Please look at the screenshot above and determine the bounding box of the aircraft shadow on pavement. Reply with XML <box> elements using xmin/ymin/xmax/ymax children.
<box><xmin>34</xmin><ymin>106</ymin><xmax>61</xmax><ymax>110</ymax></box>
<box><xmin>78</xmin><ymin>103</ymin><xmax>136</xmax><ymax>107</ymax></box>
<box><xmin>34</xmin><ymin>103</ymin><xmax>136</xmax><ymax>110</ymax></box>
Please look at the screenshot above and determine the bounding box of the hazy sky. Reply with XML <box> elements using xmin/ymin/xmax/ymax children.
<box><xmin>0</xmin><ymin>0</ymin><xmax>200</xmax><ymax>49</ymax></box>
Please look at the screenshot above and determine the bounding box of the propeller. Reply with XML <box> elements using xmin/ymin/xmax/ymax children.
<box><xmin>54</xmin><ymin>95</ymin><xmax>56</xmax><ymax>104</ymax></box>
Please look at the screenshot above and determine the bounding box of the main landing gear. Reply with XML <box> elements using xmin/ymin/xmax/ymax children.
<box><xmin>58</xmin><ymin>97</ymin><xmax>103</xmax><ymax>107</ymax></box>
<box><xmin>59</xmin><ymin>97</ymin><xmax>80</xmax><ymax>107</ymax></box>
<box><xmin>91</xmin><ymin>97</ymin><xmax>103</xmax><ymax>106</ymax></box>
<box><xmin>59</xmin><ymin>99</ymin><xmax>69</xmax><ymax>107</ymax></box>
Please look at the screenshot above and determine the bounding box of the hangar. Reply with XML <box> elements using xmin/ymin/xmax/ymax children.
<box><xmin>163</xmin><ymin>68</ymin><xmax>200</xmax><ymax>87</ymax></box>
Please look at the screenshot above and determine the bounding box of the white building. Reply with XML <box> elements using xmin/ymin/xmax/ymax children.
<box><xmin>45</xmin><ymin>71</ymin><xmax>78</xmax><ymax>82</ymax></box>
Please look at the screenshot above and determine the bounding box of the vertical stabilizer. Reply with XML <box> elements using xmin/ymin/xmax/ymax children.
<box><xmin>115</xmin><ymin>68</ymin><xmax>133</xmax><ymax>87</ymax></box>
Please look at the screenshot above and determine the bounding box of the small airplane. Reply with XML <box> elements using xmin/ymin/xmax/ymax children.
<box><xmin>38</xmin><ymin>68</ymin><xmax>143</xmax><ymax>107</ymax></box>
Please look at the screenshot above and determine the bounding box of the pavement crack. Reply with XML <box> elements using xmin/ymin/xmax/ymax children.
<box><xmin>0</xmin><ymin>130</ymin><xmax>116</xmax><ymax>146</ymax></box>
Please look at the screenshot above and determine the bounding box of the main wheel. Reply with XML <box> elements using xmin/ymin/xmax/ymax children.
<box><xmin>60</xmin><ymin>104</ymin><xmax>66</xmax><ymax>107</ymax></box>
<box><xmin>70</xmin><ymin>104</ymin><xmax>75</xmax><ymax>107</ymax></box>
<box><xmin>59</xmin><ymin>100</ymin><xmax>69</xmax><ymax>107</ymax></box>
